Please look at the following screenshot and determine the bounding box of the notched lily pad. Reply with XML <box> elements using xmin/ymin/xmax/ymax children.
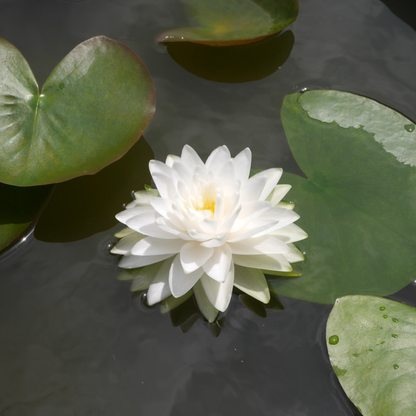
<box><xmin>327</xmin><ymin>295</ymin><xmax>416</xmax><ymax>415</ymax></box>
<box><xmin>272</xmin><ymin>90</ymin><xmax>416</xmax><ymax>304</ymax></box>
<box><xmin>156</xmin><ymin>0</ymin><xmax>299</xmax><ymax>46</ymax></box>
<box><xmin>0</xmin><ymin>183</ymin><xmax>53</xmax><ymax>253</ymax></box>
<box><xmin>0</xmin><ymin>36</ymin><xmax>155</xmax><ymax>186</ymax></box>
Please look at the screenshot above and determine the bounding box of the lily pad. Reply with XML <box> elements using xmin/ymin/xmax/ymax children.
<box><xmin>272</xmin><ymin>90</ymin><xmax>416</xmax><ymax>304</ymax></box>
<box><xmin>0</xmin><ymin>36</ymin><xmax>155</xmax><ymax>186</ymax></box>
<box><xmin>327</xmin><ymin>295</ymin><xmax>416</xmax><ymax>415</ymax></box>
<box><xmin>0</xmin><ymin>183</ymin><xmax>53</xmax><ymax>252</ymax></box>
<box><xmin>156</xmin><ymin>0</ymin><xmax>299</xmax><ymax>46</ymax></box>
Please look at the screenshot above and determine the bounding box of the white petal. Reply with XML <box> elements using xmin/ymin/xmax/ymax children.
<box><xmin>155</xmin><ymin>218</ymin><xmax>192</xmax><ymax>241</ymax></box>
<box><xmin>126</xmin><ymin>211</ymin><xmax>157</xmax><ymax>233</ymax></box>
<box><xmin>137</xmin><ymin>222</ymin><xmax>180</xmax><ymax>239</ymax></box>
<box><xmin>119</xmin><ymin>253</ymin><xmax>173</xmax><ymax>269</ymax></box>
<box><xmin>181</xmin><ymin>145</ymin><xmax>204</xmax><ymax>169</ymax></box>
<box><xmin>149</xmin><ymin>160</ymin><xmax>176</xmax><ymax>199</ymax></box>
<box><xmin>116</xmin><ymin>206</ymin><xmax>153</xmax><ymax>225</ymax></box>
<box><xmin>228</xmin><ymin>236</ymin><xmax>290</xmax><ymax>255</ymax></box>
<box><xmin>218</xmin><ymin>203</ymin><xmax>242</xmax><ymax>235</ymax></box>
<box><xmin>271</xmin><ymin>223</ymin><xmax>308</xmax><ymax>243</ymax></box>
<box><xmin>131</xmin><ymin>237</ymin><xmax>185</xmax><ymax>256</ymax></box>
<box><xmin>200</xmin><ymin>264</ymin><xmax>234</xmax><ymax>312</ymax></box>
<box><xmin>172</xmin><ymin>161</ymin><xmax>193</xmax><ymax>188</ymax></box>
<box><xmin>114</xmin><ymin>227</ymin><xmax>136</xmax><ymax>238</ymax></box>
<box><xmin>238</xmin><ymin>200</ymin><xmax>271</xmax><ymax>220</ymax></box>
<box><xmin>205</xmin><ymin>145</ymin><xmax>231</xmax><ymax>171</ymax></box>
<box><xmin>233</xmin><ymin>253</ymin><xmax>292</xmax><ymax>272</ymax></box>
<box><xmin>218</xmin><ymin>160</ymin><xmax>236</xmax><ymax>191</ymax></box>
<box><xmin>198</xmin><ymin>218</ymin><xmax>219</xmax><ymax>235</ymax></box>
<box><xmin>150</xmin><ymin>198</ymin><xmax>173</xmax><ymax>219</ymax></box>
<box><xmin>193</xmin><ymin>281</ymin><xmax>219</xmax><ymax>323</ymax></box>
<box><xmin>283</xmin><ymin>243</ymin><xmax>305</xmax><ymax>263</ymax></box>
<box><xmin>277</xmin><ymin>201</ymin><xmax>295</xmax><ymax>210</ymax></box>
<box><xmin>165</xmin><ymin>154</ymin><xmax>181</xmax><ymax>167</ymax></box>
<box><xmin>203</xmin><ymin>245</ymin><xmax>232</xmax><ymax>283</ymax></box>
<box><xmin>169</xmin><ymin>255</ymin><xmax>204</xmax><ymax>298</ymax></box>
<box><xmin>132</xmin><ymin>188</ymin><xmax>159</xmax><ymax>205</ymax></box>
<box><xmin>234</xmin><ymin>265</ymin><xmax>270</xmax><ymax>303</ymax></box>
<box><xmin>146</xmin><ymin>257</ymin><xmax>175</xmax><ymax>305</ymax></box>
<box><xmin>240</xmin><ymin>174</ymin><xmax>267</xmax><ymax>204</ymax></box>
<box><xmin>180</xmin><ymin>242</ymin><xmax>214</xmax><ymax>273</ymax></box>
<box><xmin>228</xmin><ymin>218</ymin><xmax>279</xmax><ymax>242</ymax></box>
<box><xmin>233</xmin><ymin>148</ymin><xmax>252</xmax><ymax>184</ymax></box>
<box><xmin>131</xmin><ymin>262</ymin><xmax>162</xmax><ymax>292</ymax></box>
<box><xmin>111</xmin><ymin>233</ymin><xmax>145</xmax><ymax>255</ymax></box>
<box><xmin>257</xmin><ymin>168</ymin><xmax>283</xmax><ymax>201</ymax></box>
<box><xmin>200</xmin><ymin>233</ymin><xmax>229</xmax><ymax>248</ymax></box>
<box><xmin>250</xmin><ymin>207</ymin><xmax>300</xmax><ymax>237</ymax></box>
<box><xmin>267</xmin><ymin>184</ymin><xmax>292</xmax><ymax>206</ymax></box>
<box><xmin>188</xmin><ymin>229</ymin><xmax>212</xmax><ymax>242</ymax></box>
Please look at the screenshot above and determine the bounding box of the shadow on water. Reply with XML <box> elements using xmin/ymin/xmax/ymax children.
<box><xmin>166</xmin><ymin>30</ymin><xmax>295</xmax><ymax>83</ymax></box>
<box><xmin>34</xmin><ymin>137</ymin><xmax>153</xmax><ymax>242</ymax></box>
<box><xmin>0</xmin><ymin>183</ymin><xmax>53</xmax><ymax>254</ymax></box>
<box><xmin>379</xmin><ymin>0</ymin><xmax>416</xmax><ymax>31</ymax></box>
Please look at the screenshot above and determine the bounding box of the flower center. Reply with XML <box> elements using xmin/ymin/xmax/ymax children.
<box><xmin>197</xmin><ymin>198</ymin><xmax>216</xmax><ymax>213</ymax></box>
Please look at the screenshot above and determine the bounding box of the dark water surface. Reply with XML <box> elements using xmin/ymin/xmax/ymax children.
<box><xmin>0</xmin><ymin>0</ymin><xmax>415</xmax><ymax>415</ymax></box>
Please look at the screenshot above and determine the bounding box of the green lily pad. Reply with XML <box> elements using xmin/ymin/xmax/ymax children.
<box><xmin>327</xmin><ymin>295</ymin><xmax>416</xmax><ymax>415</ymax></box>
<box><xmin>156</xmin><ymin>0</ymin><xmax>299</xmax><ymax>46</ymax></box>
<box><xmin>0</xmin><ymin>183</ymin><xmax>53</xmax><ymax>252</ymax></box>
<box><xmin>0</xmin><ymin>36</ymin><xmax>155</xmax><ymax>186</ymax></box>
<box><xmin>272</xmin><ymin>90</ymin><xmax>416</xmax><ymax>304</ymax></box>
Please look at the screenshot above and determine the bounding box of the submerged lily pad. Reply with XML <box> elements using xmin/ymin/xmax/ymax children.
<box><xmin>327</xmin><ymin>295</ymin><xmax>416</xmax><ymax>415</ymax></box>
<box><xmin>272</xmin><ymin>90</ymin><xmax>416</xmax><ymax>304</ymax></box>
<box><xmin>0</xmin><ymin>36</ymin><xmax>155</xmax><ymax>186</ymax></box>
<box><xmin>0</xmin><ymin>183</ymin><xmax>53</xmax><ymax>252</ymax></box>
<box><xmin>156</xmin><ymin>0</ymin><xmax>299</xmax><ymax>46</ymax></box>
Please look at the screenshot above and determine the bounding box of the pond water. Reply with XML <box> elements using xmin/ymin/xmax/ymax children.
<box><xmin>1</xmin><ymin>0</ymin><xmax>415</xmax><ymax>415</ymax></box>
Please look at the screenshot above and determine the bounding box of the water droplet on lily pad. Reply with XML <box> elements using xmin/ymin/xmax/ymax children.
<box><xmin>392</xmin><ymin>318</ymin><xmax>399</xmax><ymax>323</ymax></box>
<box><xmin>353</xmin><ymin>353</ymin><xmax>360</xmax><ymax>357</ymax></box>
<box><xmin>328</xmin><ymin>335</ymin><xmax>339</xmax><ymax>345</ymax></box>
<box><xmin>379</xmin><ymin>306</ymin><xmax>386</xmax><ymax>311</ymax></box>
<box><xmin>393</xmin><ymin>364</ymin><xmax>399</xmax><ymax>370</ymax></box>
<box><xmin>391</xmin><ymin>334</ymin><xmax>398</xmax><ymax>338</ymax></box>
<box><xmin>383</xmin><ymin>315</ymin><xmax>388</xmax><ymax>319</ymax></box>
<box><xmin>404</xmin><ymin>124</ymin><xmax>415</xmax><ymax>132</ymax></box>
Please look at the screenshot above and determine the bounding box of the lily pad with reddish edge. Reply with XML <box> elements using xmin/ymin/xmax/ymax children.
<box><xmin>0</xmin><ymin>36</ymin><xmax>155</xmax><ymax>186</ymax></box>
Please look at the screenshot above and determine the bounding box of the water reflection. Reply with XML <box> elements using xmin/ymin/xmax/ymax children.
<box><xmin>166</xmin><ymin>30</ymin><xmax>294</xmax><ymax>83</ymax></box>
<box><xmin>128</xmin><ymin>281</ymin><xmax>286</xmax><ymax>336</ymax></box>
<box><xmin>34</xmin><ymin>138</ymin><xmax>153</xmax><ymax>242</ymax></box>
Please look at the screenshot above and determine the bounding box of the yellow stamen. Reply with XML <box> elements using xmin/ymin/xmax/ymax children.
<box><xmin>196</xmin><ymin>198</ymin><xmax>216</xmax><ymax>213</ymax></box>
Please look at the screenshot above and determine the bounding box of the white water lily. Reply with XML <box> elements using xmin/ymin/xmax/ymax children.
<box><xmin>112</xmin><ymin>145</ymin><xmax>307</xmax><ymax>322</ymax></box>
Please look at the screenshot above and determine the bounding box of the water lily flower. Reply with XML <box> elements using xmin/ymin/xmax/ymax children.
<box><xmin>112</xmin><ymin>145</ymin><xmax>307</xmax><ymax>322</ymax></box>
